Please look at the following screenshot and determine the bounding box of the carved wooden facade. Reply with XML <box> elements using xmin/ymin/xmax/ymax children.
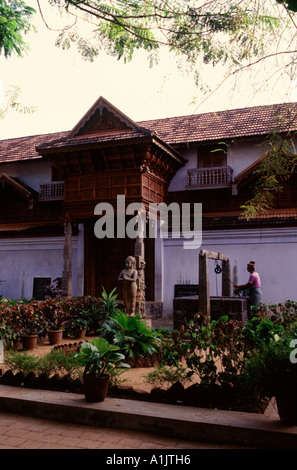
<box><xmin>36</xmin><ymin>97</ymin><xmax>185</xmax><ymax>298</ymax></box>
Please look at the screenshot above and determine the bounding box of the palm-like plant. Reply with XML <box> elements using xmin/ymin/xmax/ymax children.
<box><xmin>100</xmin><ymin>311</ymin><xmax>160</xmax><ymax>359</ymax></box>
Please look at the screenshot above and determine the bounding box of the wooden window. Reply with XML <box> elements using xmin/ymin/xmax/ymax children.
<box><xmin>33</xmin><ymin>277</ymin><xmax>51</xmax><ymax>300</ymax></box>
<box><xmin>197</xmin><ymin>145</ymin><xmax>226</xmax><ymax>168</ymax></box>
<box><xmin>52</xmin><ymin>166</ymin><xmax>64</xmax><ymax>182</ymax></box>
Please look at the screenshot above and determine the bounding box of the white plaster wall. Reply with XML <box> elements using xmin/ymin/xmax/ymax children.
<box><xmin>228</xmin><ymin>139</ymin><xmax>266</xmax><ymax>178</ymax></box>
<box><xmin>168</xmin><ymin>148</ymin><xmax>196</xmax><ymax>192</ymax></box>
<box><xmin>161</xmin><ymin>227</ymin><xmax>297</xmax><ymax>315</ymax></box>
<box><xmin>0</xmin><ymin>237</ymin><xmax>80</xmax><ymax>300</ymax></box>
<box><xmin>0</xmin><ymin>160</ymin><xmax>52</xmax><ymax>192</ymax></box>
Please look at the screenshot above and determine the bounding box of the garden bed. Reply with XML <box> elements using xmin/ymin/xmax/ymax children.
<box><xmin>0</xmin><ymin>333</ymin><xmax>269</xmax><ymax>415</ymax></box>
<box><xmin>0</xmin><ymin>368</ymin><xmax>269</xmax><ymax>414</ymax></box>
<box><xmin>1</xmin><ymin>296</ymin><xmax>296</xmax><ymax>418</ymax></box>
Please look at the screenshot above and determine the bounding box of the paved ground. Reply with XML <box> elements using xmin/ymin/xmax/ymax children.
<box><xmin>0</xmin><ymin>410</ymin><xmax>246</xmax><ymax>450</ymax></box>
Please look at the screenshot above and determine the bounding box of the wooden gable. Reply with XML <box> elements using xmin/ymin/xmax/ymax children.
<box><xmin>37</xmin><ymin>96</ymin><xmax>185</xmax><ymax>218</ymax></box>
<box><xmin>68</xmin><ymin>96</ymin><xmax>140</xmax><ymax>139</ymax></box>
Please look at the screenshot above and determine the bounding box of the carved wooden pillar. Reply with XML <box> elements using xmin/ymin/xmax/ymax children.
<box><xmin>135</xmin><ymin>212</ymin><xmax>146</xmax><ymax>317</ymax></box>
<box><xmin>62</xmin><ymin>220</ymin><xmax>72</xmax><ymax>297</ymax></box>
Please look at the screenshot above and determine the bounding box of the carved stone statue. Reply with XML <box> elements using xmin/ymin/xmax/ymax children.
<box><xmin>118</xmin><ymin>256</ymin><xmax>138</xmax><ymax>316</ymax></box>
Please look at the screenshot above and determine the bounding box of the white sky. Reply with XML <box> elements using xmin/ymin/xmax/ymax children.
<box><xmin>0</xmin><ymin>0</ymin><xmax>296</xmax><ymax>140</ymax></box>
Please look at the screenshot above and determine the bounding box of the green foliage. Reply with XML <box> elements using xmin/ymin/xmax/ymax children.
<box><xmin>5</xmin><ymin>349</ymin><xmax>82</xmax><ymax>379</ymax></box>
<box><xmin>242</xmin><ymin>315</ymin><xmax>284</xmax><ymax>348</ymax></box>
<box><xmin>0</xmin><ymin>0</ymin><xmax>35</xmax><ymax>57</ymax></box>
<box><xmin>253</xmin><ymin>300</ymin><xmax>297</xmax><ymax>328</ymax></box>
<box><xmin>144</xmin><ymin>364</ymin><xmax>191</xmax><ymax>389</ymax></box>
<box><xmin>162</xmin><ymin>303</ymin><xmax>297</xmax><ymax>391</ymax></box>
<box><xmin>0</xmin><ymin>85</ymin><xmax>38</xmax><ymax>120</ymax></box>
<box><xmin>5</xmin><ymin>350</ymin><xmax>40</xmax><ymax>374</ymax></box>
<box><xmin>242</xmin><ymin>334</ymin><xmax>297</xmax><ymax>398</ymax></box>
<box><xmin>0</xmin><ymin>304</ymin><xmax>16</xmax><ymax>344</ymax></box>
<box><xmin>163</xmin><ymin>313</ymin><xmax>246</xmax><ymax>388</ymax></box>
<box><xmin>36</xmin><ymin>350</ymin><xmax>82</xmax><ymax>379</ymax></box>
<box><xmin>9</xmin><ymin>301</ymin><xmax>47</xmax><ymax>337</ymax></box>
<box><xmin>100</xmin><ymin>310</ymin><xmax>161</xmax><ymax>359</ymax></box>
<box><xmin>99</xmin><ymin>287</ymin><xmax>119</xmax><ymax>316</ymax></box>
<box><xmin>69</xmin><ymin>310</ymin><xmax>91</xmax><ymax>334</ymax></box>
<box><xmin>60</xmin><ymin>295</ymin><xmax>106</xmax><ymax>334</ymax></box>
<box><xmin>75</xmin><ymin>336</ymin><xmax>130</xmax><ymax>377</ymax></box>
<box><xmin>49</xmin><ymin>0</ymin><xmax>284</xmax><ymax>70</ymax></box>
<box><xmin>108</xmin><ymin>368</ymin><xmax>128</xmax><ymax>387</ymax></box>
<box><xmin>0</xmin><ymin>291</ymin><xmax>115</xmax><ymax>344</ymax></box>
<box><xmin>241</xmin><ymin>132</ymin><xmax>297</xmax><ymax>219</ymax></box>
<box><xmin>38</xmin><ymin>298</ymin><xmax>72</xmax><ymax>331</ymax></box>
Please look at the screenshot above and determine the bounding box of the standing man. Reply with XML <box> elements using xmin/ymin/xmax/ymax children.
<box><xmin>234</xmin><ymin>261</ymin><xmax>262</xmax><ymax>317</ymax></box>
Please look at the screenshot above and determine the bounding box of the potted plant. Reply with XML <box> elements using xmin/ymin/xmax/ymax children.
<box><xmin>41</xmin><ymin>299</ymin><xmax>72</xmax><ymax>344</ymax></box>
<box><xmin>75</xmin><ymin>337</ymin><xmax>130</xmax><ymax>402</ymax></box>
<box><xmin>70</xmin><ymin>309</ymin><xmax>92</xmax><ymax>338</ymax></box>
<box><xmin>243</xmin><ymin>332</ymin><xmax>297</xmax><ymax>424</ymax></box>
<box><xmin>12</xmin><ymin>302</ymin><xmax>46</xmax><ymax>350</ymax></box>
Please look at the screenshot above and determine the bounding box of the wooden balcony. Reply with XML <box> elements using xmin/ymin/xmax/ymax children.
<box><xmin>39</xmin><ymin>181</ymin><xmax>64</xmax><ymax>201</ymax></box>
<box><xmin>186</xmin><ymin>166</ymin><xmax>233</xmax><ymax>190</ymax></box>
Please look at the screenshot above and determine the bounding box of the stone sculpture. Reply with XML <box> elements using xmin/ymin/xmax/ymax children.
<box><xmin>118</xmin><ymin>256</ymin><xmax>138</xmax><ymax>316</ymax></box>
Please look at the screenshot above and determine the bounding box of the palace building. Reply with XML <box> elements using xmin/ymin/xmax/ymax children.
<box><xmin>0</xmin><ymin>97</ymin><xmax>296</xmax><ymax>317</ymax></box>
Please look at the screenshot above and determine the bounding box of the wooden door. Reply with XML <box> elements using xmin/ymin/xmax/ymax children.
<box><xmin>84</xmin><ymin>220</ymin><xmax>155</xmax><ymax>300</ymax></box>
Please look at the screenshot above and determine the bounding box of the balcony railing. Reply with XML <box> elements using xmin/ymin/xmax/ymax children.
<box><xmin>39</xmin><ymin>181</ymin><xmax>64</xmax><ymax>201</ymax></box>
<box><xmin>186</xmin><ymin>166</ymin><xmax>233</xmax><ymax>189</ymax></box>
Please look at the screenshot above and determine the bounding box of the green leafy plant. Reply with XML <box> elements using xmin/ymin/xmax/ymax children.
<box><xmin>60</xmin><ymin>295</ymin><xmax>107</xmax><ymax>333</ymax></box>
<box><xmin>242</xmin><ymin>333</ymin><xmax>297</xmax><ymax>399</ymax></box>
<box><xmin>254</xmin><ymin>300</ymin><xmax>297</xmax><ymax>329</ymax></box>
<box><xmin>0</xmin><ymin>305</ymin><xmax>16</xmax><ymax>345</ymax></box>
<box><xmin>9</xmin><ymin>301</ymin><xmax>46</xmax><ymax>337</ymax></box>
<box><xmin>69</xmin><ymin>309</ymin><xmax>92</xmax><ymax>336</ymax></box>
<box><xmin>242</xmin><ymin>315</ymin><xmax>284</xmax><ymax>349</ymax></box>
<box><xmin>37</xmin><ymin>350</ymin><xmax>82</xmax><ymax>379</ymax></box>
<box><xmin>0</xmin><ymin>1</ymin><xmax>35</xmax><ymax>58</ymax></box>
<box><xmin>109</xmin><ymin>368</ymin><xmax>128</xmax><ymax>387</ymax></box>
<box><xmin>39</xmin><ymin>298</ymin><xmax>72</xmax><ymax>331</ymax></box>
<box><xmin>99</xmin><ymin>287</ymin><xmax>119</xmax><ymax>315</ymax></box>
<box><xmin>100</xmin><ymin>311</ymin><xmax>161</xmax><ymax>359</ymax></box>
<box><xmin>162</xmin><ymin>314</ymin><xmax>247</xmax><ymax>388</ymax></box>
<box><xmin>5</xmin><ymin>350</ymin><xmax>40</xmax><ymax>375</ymax></box>
<box><xmin>75</xmin><ymin>337</ymin><xmax>130</xmax><ymax>377</ymax></box>
<box><xmin>5</xmin><ymin>349</ymin><xmax>83</xmax><ymax>380</ymax></box>
<box><xmin>144</xmin><ymin>364</ymin><xmax>192</xmax><ymax>390</ymax></box>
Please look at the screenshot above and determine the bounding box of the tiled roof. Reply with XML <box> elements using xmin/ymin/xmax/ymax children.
<box><xmin>36</xmin><ymin>129</ymin><xmax>153</xmax><ymax>152</ymax></box>
<box><xmin>0</xmin><ymin>131</ymin><xmax>67</xmax><ymax>163</ymax></box>
<box><xmin>36</xmin><ymin>128</ymin><xmax>183</xmax><ymax>163</ymax></box>
<box><xmin>140</xmin><ymin>102</ymin><xmax>297</xmax><ymax>145</ymax></box>
<box><xmin>202</xmin><ymin>210</ymin><xmax>297</xmax><ymax>229</ymax></box>
<box><xmin>0</xmin><ymin>102</ymin><xmax>296</xmax><ymax>163</ymax></box>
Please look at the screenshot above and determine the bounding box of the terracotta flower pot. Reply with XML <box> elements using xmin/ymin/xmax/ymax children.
<box><xmin>21</xmin><ymin>334</ymin><xmax>38</xmax><ymax>351</ymax></box>
<box><xmin>83</xmin><ymin>374</ymin><xmax>110</xmax><ymax>402</ymax></box>
<box><xmin>48</xmin><ymin>330</ymin><xmax>63</xmax><ymax>345</ymax></box>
